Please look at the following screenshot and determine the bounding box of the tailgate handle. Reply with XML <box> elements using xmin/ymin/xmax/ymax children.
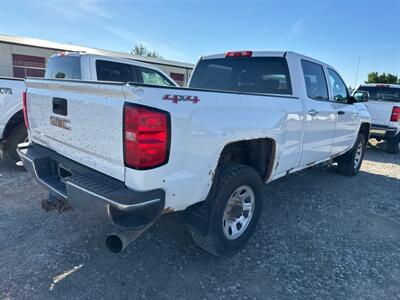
<box><xmin>53</xmin><ymin>98</ymin><xmax>68</xmax><ymax>116</ymax></box>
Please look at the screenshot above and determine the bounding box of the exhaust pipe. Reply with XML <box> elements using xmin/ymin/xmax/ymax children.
<box><xmin>105</xmin><ymin>202</ymin><xmax>163</xmax><ymax>253</ymax></box>
<box><xmin>105</xmin><ymin>230</ymin><xmax>145</xmax><ymax>253</ymax></box>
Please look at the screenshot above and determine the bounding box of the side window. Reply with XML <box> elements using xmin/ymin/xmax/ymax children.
<box><xmin>328</xmin><ymin>69</ymin><xmax>348</xmax><ymax>103</ymax></box>
<box><xmin>301</xmin><ymin>60</ymin><xmax>329</xmax><ymax>100</ymax></box>
<box><xmin>96</xmin><ymin>60</ymin><xmax>135</xmax><ymax>82</ymax></box>
<box><xmin>139</xmin><ymin>67</ymin><xmax>174</xmax><ymax>86</ymax></box>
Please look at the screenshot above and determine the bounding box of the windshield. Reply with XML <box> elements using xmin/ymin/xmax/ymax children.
<box><xmin>189</xmin><ymin>57</ymin><xmax>292</xmax><ymax>95</ymax></box>
<box><xmin>45</xmin><ymin>56</ymin><xmax>81</xmax><ymax>80</ymax></box>
<box><xmin>356</xmin><ymin>86</ymin><xmax>400</xmax><ymax>102</ymax></box>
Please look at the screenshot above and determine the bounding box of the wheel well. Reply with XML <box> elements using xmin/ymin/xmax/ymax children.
<box><xmin>359</xmin><ymin>123</ymin><xmax>371</xmax><ymax>142</ymax></box>
<box><xmin>184</xmin><ymin>138</ymin><xmax>276</xmax><ymax>236</ymax></box>
<box><xmin>218</xmin><ymin>138</ymin><xmax>276</xmax><ymax>182</ymax></box>
<box><xmin>2</xmin><ymin>110</ymin><xmax>24</xmax><ymax>141</ymax></box>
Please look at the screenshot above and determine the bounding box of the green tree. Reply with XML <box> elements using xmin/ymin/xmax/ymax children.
<box><xmin>131</xmin><ymin>44</ymin><xmax>163</xmax><ymax>59</ymax></box>
<box><xmin>365</xmin><ymin>72</ymin><xmax>398</xmax><ymax>84</ymax></box>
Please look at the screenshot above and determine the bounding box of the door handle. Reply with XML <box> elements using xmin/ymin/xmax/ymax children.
<box><xmin>338</xmin><ymin>110</ymin><xmax>345</xmax><ymax>115</ymax></box>
<box><xmin>307</xmin><ymin>109</ymin><xmax>318</xmax><ymax>116</ymax></box>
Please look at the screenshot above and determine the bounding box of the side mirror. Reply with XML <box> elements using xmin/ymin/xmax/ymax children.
<box><xmin>352</xmin><ymin>91</ymin><xmax>369</xmax><ymax>103</ymax></box>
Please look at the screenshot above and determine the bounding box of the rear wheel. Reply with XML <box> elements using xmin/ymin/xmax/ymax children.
<box><xmin>387</xmin><ymin>136</ymin><xmax>400</xmax><ymax>154</ymax></box>
<box><xmin>5</xmin><ymin>124</ymin><xmax>27</xmax><ymax>161</ymax></box>
<box><xmin>336</xmin><ymin>134</ymin><xmax>366</xmax><ymax>176</ymax></box>
<box><xmin>190</xmin><ymin>163</ymin><xmax>263</xmax><ymax>257</ymax></box>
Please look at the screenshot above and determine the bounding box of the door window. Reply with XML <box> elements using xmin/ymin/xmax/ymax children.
<box><xmin>138</xmin><ymin>67</ymin><xmax>175</xmax><ymax>86</ymax></box>
<box><xmin>301</xmin><ymin>60</ymin><xmax>329</xmax><ymax>100</ymax></box>
<box><xmin>328</xmin><ymin>69</ymin><xmax>348</xmax><ymax>103</ymax></box>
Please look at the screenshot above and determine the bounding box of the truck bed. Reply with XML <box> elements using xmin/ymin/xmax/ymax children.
<box><xmin>25</xmin><ymin>78</ymin><xmax>304</xmax><ymax>210</ymax></box>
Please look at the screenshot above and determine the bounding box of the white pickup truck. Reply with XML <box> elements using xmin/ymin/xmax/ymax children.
<box><xmin>18</xmin><ymin>51</ymin><xmax>371</xmax><ymax>256</ymax></box>
<box><xmin>354</xmin><ymin>84</ymin><xmax>400</xmax><ymax>153</ymax></box>
<box><xmin>0</xmin><ymin>77</ymin><xmax>27</xmax><ymax>161</ymax></box>
<box><xmin>1</xmin><ymin>53</ymin><xmax>177</xmax><ymax>161</ymax></box>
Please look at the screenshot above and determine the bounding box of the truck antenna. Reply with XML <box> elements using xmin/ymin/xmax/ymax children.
<box><xmin>354</xmin><ymin>55</ymin><xmax>361</xmax><ymax>87</ymax></box>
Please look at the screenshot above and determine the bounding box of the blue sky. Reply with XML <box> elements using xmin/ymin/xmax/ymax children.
<box><xmin>1</xmin><ymin>0</ymin><xmax>399</xmax><ymax>87</ymax></box>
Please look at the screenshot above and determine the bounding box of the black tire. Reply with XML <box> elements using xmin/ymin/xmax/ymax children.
<box><xmin>336</xmin><ymin>134</ymin><xmax>366</xmax><ymax>176</ymax></box>
<box><xmin>190</xmin><ymin>163</ymin><xmax>263</xmax><ymax>257</ymax></box>
<box><xmin>387</xmin><ymin>136</ymin><xmax>400</xmax><ymax>154</ymax></box>
<box><xmin>5</xmin><ymin>124</ymin><xmax>27</xmax><ymax>161</ymax></box>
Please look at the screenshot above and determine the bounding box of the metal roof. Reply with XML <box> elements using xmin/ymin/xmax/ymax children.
<box><xmin>0</xmin><ymin>33</ymin><xmax>194</xmax><ymax>69</ymax></box>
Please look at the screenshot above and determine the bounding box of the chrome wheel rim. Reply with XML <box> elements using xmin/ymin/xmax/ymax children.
<box><xmin>354</xmin><ymin>142</ymin><xmax>363</xmax><ymax>168</ymax></box>
<box><xmin>222</xmin><ymin>185</ymin><xmax>255</xmax><ymax>240</ymax></box>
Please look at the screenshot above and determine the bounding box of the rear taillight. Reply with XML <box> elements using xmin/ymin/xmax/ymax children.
<box><xmin>225</xmin><ymin>51</ymin><xmax>253</xmax><ymax>57</ymax></box>
<box><xmin>390</xmin><ymin>106</ymin><xmax>400</xmax><ymax>122</ymax></box>
<box><xmin>22</xmin><ymin>91</ymin><xmax>29</xmax><ymax>129</ymax></box>
<box><xmin>124</xmin><ymin>104</ymin><xmax>170</xmax><ymax>170</ymax></box>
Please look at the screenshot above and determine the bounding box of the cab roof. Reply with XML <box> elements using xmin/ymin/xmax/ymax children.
<box><xmin>200</xmin><ymin>51</ymin><xmax>335</xmax><ymax>70</ymax></box>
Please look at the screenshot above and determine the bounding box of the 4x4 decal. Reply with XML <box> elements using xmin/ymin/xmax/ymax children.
<box><xmin>163</xmin><ymin>94</ymin><xmax>200</xmax><ymax>104</ymax></box>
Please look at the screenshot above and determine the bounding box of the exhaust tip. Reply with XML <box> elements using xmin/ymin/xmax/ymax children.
<box><xmin>105</xmin><ymin>234</ymin><xmax>123</xmax><ymax>253</ymax></box>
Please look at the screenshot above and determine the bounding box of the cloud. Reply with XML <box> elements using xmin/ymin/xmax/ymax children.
<box><xmin>103</xmin><ymin>26</ymin><xmax>143</xmax><ymax>45</ymax></box>
<box><xmin>78</xmin><ymin>0</ymin><xmax>114</xmax><ymax>20</ymax></box>
<box><xmin>288</xmin><ymin>18</ymin><xmax>305</xmax><ymax>40</ymax></box>
<box><xmin>41</xmin><ymin>0</ymin><xmax>114</xmax><ymax>21</ymax></box>
<box><xmin>103</xmin><ymin>25</ymin><xmax>192</xmax><ymax>62</ymax></box>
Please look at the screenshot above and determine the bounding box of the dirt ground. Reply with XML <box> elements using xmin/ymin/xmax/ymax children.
<box><xmin>0</xmin><ymin>145</ymin><xmax>399</xmax><ymax>299</ymax></box>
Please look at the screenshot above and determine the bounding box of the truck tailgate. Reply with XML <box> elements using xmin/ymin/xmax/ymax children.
<box><xmin>365</xmin><ymin>100</ymin><xmax>395</xmax><ymax>127</ymax></box>
<box><xmin>26</xmin><ymin>79</ymin><xmax>126</xmax><ymax>181</ymax></box>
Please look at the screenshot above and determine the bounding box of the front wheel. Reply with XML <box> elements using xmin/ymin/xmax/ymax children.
<box><xmin>190</xmin><ymin>163</ymin><xmax>263</xmax><ymax>257</ymax></box>
<box><xmin>336</xmin><ymin>134</ymin><xmax>366</xmax><ymax>176</ymax></box>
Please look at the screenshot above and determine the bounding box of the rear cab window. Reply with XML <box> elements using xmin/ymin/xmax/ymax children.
<box><xmin>355</xmin><ymin>86</ymin><xmax>400</xmax><ymax>103</ymax></box>
<box><xmin>45</xmin><ymin>55</ymin><xmax>81</xmax><ymax>79</ymax></box>
<box><xmin>189</xmin><ymin>56</ymin><xmax>292</xmax><ymax>95</ymax></box>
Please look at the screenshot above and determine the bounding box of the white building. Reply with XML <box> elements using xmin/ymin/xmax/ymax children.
<box><xmin>0</xmin><ymin>34</ymin><xmax>194</xmax><ymax>86</ymax></box>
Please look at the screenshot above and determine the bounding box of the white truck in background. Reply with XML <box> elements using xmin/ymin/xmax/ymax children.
<box><xmin>354</xmin><ymin>84</ymin><xmax>400</xmax><ymax>153</ymax></box>
<box><xmin>0</xmin><ymin>77</ymin><xmax>27</xmax><ymax>161</ymax></box>
<box><xmin>45</xmin><ymin>52</ymin><xmax>178</xmax><ymax>86</ymax></box>
<box><xmin>19</xmin><ymin>50</ymin><xmax>371</xmax><ymax>256</ymax></box>
<box><xmin>0</xmin><ymin>53</ymin><xmax>178</xmax><ymax>161</ymax></box>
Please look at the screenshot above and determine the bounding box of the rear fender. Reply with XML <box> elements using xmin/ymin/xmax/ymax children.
<box><xmin>188</xmin><ymin>107</ymin><xmax>285</xmax><ymax>202</ymax></box>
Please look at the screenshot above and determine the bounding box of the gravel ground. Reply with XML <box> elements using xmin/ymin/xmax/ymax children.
<box><xmin>0</xmin><ymin>145</ymin><xmax>399</xmax><ymax>299</ymax></box>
